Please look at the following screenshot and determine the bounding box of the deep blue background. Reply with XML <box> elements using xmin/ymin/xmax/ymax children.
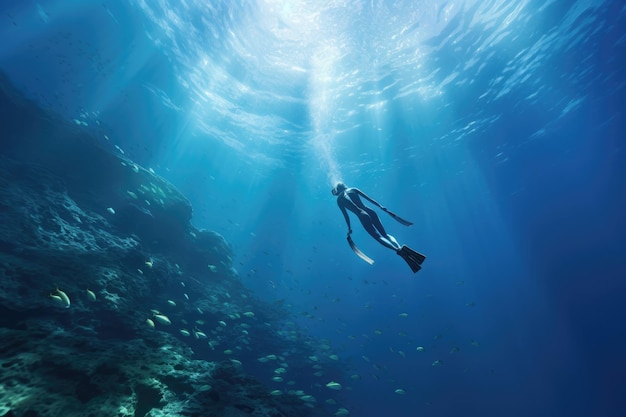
<box><xmin>1</xmin><ymin>1</ymin><xmax>624</xmax><ymax>416</ymax></box>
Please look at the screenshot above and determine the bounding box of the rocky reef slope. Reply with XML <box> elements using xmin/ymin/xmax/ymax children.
<box><xmin>0</xmin><ymin>73</ymin><xmax>333</xmax><ymax>417</ymax></box>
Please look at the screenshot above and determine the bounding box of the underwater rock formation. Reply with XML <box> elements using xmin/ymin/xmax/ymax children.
<box><xmin>0</xmin><ymin>73</ymin><xmax>332</xmax><ymax>417</ymax></box>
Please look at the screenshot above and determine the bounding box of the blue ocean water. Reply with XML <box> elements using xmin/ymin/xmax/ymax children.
<box><xmin>0</xmin><ymin>1</ymin><xmax>624</xmax><ymax>416</ymax></box>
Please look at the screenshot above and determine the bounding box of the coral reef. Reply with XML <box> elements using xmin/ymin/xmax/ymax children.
<box><xmin>0</xmin><ymin>73</ymin><xmax>332</xmax><ymax>417</ymax></box>
<box><xmin>0</xmin><ymin>321</ymin><xmax>319</xmax><ymax>417</ymax></box>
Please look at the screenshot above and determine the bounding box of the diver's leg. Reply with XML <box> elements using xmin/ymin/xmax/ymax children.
<box><xmin>365</xmin><ymin>208</ymin><xmax>387</xmax><ymax>234</ymax></box>
<box><xmin>365</xmin><ymin>208</ymin><xmax>401</xmax><ymax>250</ymax></box>
<box><xmin>359</xmin><ymin>217</ymin><xmax>397</xmax><ymax>250</ymax></box>
<box><xmin>387</xmin><ymin>234</ymin><xmax>400</xmax><ymax>248</ymax></box>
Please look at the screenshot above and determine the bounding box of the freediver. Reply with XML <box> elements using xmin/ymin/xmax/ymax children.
<box><xmin>331</xmin><ymin>182</ymin><xmax>425</xmax><ymax>273</ymax></box>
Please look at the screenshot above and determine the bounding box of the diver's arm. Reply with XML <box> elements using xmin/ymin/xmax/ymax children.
<box><xmin>355</xmin><ymin>189</ymin><xmax>386</xmax><ymax>210</ymax></box>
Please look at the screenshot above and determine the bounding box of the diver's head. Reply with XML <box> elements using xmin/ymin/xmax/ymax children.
<box><xmin>331</xmin><ymin>182</ymin><xmax>347</xmax><ymax>196</ymax></box>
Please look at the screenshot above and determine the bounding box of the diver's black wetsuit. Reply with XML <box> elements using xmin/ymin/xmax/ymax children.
<box><xmin>333</xmin><ymin>183</ymin><xmax>425</xmax><ymax>272</ymax></box>
<box><xmin>336</xmin><ymin>188</ymin><xmax>398</xmax><ymax>250</ymax></box>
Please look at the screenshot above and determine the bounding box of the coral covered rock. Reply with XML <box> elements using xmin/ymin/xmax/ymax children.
<box><xmin>0</xmin><ymin>73</ymin><xmax>333</xmax><ymax>417</ymax></box>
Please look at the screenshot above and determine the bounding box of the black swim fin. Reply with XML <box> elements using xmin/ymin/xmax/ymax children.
<box><xmin>397</xmin><ymin>245</ymin><xmax>426</xmax><ymax>273</ymax></box>
<box><xmin>382</xmin><ymin>208</ymin><xmax>413</xmax><ymax>226</ymax></box>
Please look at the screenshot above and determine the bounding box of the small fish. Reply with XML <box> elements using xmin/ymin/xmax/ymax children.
<box><xmin>326</xmin><ymin>381</ymin><xmax>342</xmax><ymax>390</ymax></box>
<box><xmin>53</xmin><ymin>288</ymin><xmax>71</xmax><ymax>308</ymax></box>
<box><xmin>194</xmin><ymin>330</ymin><xmax>208</xmax><ymax>339</ymax></box>
<box><xmin>86</xmin><ymin>289</ymin><xmax>96</xmax><ymax>302</ymax></box>
<box><xmin>153</xmin><ymin>314</ymin><xmax>171</xmax><ymax>325</ymax></box>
